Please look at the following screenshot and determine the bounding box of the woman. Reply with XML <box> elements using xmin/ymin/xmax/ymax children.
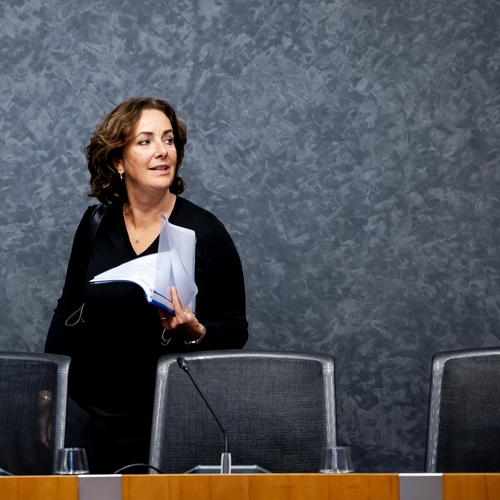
<box><xmin>45</xmin><ymin>97</ymin><xmax>248</xmax><ymax>473</ymax></box>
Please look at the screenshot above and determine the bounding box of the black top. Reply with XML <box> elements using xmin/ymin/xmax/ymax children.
<box><xmin>45</xmin><ymin>196</ymin><xmax>248</xmax><ymax>416</ymax></box>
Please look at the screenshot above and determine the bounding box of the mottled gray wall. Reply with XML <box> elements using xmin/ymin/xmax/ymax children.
<box><xmin>1</xmin><ymin>0</ymin><xmax>499</xmax><ymax>472</ymax></box>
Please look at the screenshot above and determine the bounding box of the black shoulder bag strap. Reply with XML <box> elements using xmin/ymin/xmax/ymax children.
<box><xmin>89</xmin><ymin>203</ymin><xmax>108</xmax><ymax>249</ymax></box>
<box><xmin>65</xmin><ymin>204</ymin><xmax>108</xmax><ymax>327</ymax></box>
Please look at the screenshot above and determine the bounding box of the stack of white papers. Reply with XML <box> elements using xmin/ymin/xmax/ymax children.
<box><xmin>90</xmin><ymin>215</ymin><xmax>198</xmax><ymax>314</ymax></box>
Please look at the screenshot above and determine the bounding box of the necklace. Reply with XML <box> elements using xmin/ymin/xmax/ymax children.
<box><xmin>123</xmin><ymin>195</ymin><xmax>176</xmax><ymax>244</ymax></box>
<box><xmin>130</xmin><ymin>220</ymin><xmax>159</xmax><ymax>243</ymax></box>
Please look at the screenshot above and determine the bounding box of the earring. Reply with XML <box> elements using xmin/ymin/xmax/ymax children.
<box><xmin>118</xmin><ymin>169</ymin><xmax>124</xmax><ymax>180</ymax></box>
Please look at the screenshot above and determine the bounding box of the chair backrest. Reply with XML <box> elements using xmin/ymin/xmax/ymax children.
<box><xmin>0</xmin><ymin>352</ymin><xmax>70</xmax><ymax>475</ymax></box>
<box><xmin>426</xmin><ymin>347</ymin><xmax>500</xmax><ymax>472</ymax></box>
<box><xmin>149</xmin><ymin>350</ymin><xmax>336</xmax><ymax>473</ymax></box>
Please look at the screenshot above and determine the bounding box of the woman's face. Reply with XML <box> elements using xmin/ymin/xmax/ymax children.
<box><xmin>115</xmin><ymin>109</ymin><xmax>178</xmax><ymax>194</ymax></box>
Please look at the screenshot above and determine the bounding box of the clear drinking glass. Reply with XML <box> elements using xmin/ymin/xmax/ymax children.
<box><xmin>55</xmin><ymin>448</ymin><xmax>89</xmax><ymax>475</ymax></box>
<box><xmin>319</xmin><ymin>446</ymin><xmax>354</xmax><ymax>473</ymax></box>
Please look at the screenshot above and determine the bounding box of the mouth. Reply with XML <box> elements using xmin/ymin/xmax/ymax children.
<box><xmin>150</xmin><ymin>165</ymin><xmax>170</xmax><ymax>171</ymax></box>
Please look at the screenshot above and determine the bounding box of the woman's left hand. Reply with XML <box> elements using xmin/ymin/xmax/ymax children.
<box><xmin>159</xmin><ymin>286</ymin><xmax>205</xmax><ymax>342</ymax></box>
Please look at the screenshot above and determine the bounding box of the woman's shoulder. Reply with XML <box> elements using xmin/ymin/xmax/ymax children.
<box><xmin>74</xmin><ymin>204</ymin><xmax>100</xmax><ymax>232</ymax></box>
<box><xmin>171</xmin><ymin>196</ymin><xmax>234</xmax><ymax>246</ymax></box>
<box><xmin>75</xmin><ymin>201</ymin><xmax>119</xmax><ymax>238</ymax></box>
<box><xmin>81</xmin><ymin>201</ymin><xmax>122</xmax><ymax>223</ymax></box>
<box><xmin>172</xmin><ymin>196</ymin><xmax>222</xmax><ymax>228</ymax></box>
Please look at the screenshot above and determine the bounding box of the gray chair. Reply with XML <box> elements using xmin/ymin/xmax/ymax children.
<box><xmin>0</xmin><ymin>352</ymin><xmax>70</xmax><ymax>475</ymax></box>
<box><xmin>426</xmin><ymin>347</ymin><xmax>500</xmax><ymax>472</ymax></box>
<box><xmin>149</xmin><ymin>350</ymin><xmax>336</xmax><ymax>473</ymax></box>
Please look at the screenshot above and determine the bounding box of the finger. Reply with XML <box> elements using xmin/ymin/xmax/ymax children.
<box><xmin>170</xmin><ymin>286</ymin><xmax>186</xmax><ymax>317</ymax></box>
<box><xmin>158</xmin><ymin>307</ymin><xmax>169</xmax><ymax>321</ymax></box>
<box><xmin>170</xmin><ymin>287</ymin><xmax>194</xmax><ymax>320</ymax></box>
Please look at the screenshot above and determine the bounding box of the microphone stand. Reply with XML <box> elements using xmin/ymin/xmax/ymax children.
<box><xmin>177</xmin><ymin>356</ymin><xmax>231</xmax><ymax>474</ymax></box>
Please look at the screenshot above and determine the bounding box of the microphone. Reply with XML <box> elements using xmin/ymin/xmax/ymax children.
<box><xmin>177</xmin><ymin>356</ymin><xmax>231</xmax><ymax>474</ymax></box>
<box><xmin>0</xmin><ymin>467</ymin><xmax>13</xmax><ymax>476</ymax></box>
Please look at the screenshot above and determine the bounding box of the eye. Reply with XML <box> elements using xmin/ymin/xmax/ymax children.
<box><xmin>138</xmin><ymin>139</ymin><xmax>150</xmax><ymax>146</ymax></box>
<box><xmin>164</xmin><ymin>137</ymin><xmax>174</xmax><ymax>146</ymax></box>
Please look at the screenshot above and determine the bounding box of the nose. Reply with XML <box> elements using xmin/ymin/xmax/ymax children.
<box><xmin>155</xmin><ymin>140</ymin><xmax>168</xmax><ymax>157</ymax></box>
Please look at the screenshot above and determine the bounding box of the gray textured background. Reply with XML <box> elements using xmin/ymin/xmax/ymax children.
<box><xmin>1</xmin><ymin>0</ymin><xmax>499</xmax><ymax>472</ymax></box>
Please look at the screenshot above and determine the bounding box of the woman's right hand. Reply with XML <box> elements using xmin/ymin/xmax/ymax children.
<box><xmin>159</xmin><ymin>287</ymin><xmax>205</xmax><ymax>343</ymax></box>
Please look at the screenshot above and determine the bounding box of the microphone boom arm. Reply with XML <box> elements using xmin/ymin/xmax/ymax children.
<box><xmin>177</xmin><ymin>357</ymin><xmax>231</xmax><ymax>475</ymax></box>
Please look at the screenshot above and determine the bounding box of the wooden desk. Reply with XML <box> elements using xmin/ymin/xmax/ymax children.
<box><xmin>1</xmin><ymin>473</ymin><xmax>500</xmax><ymax>500</ymax></box>
<box><xmin>443</xmin><ymin>474</ymin><xmax>500</xmax><ymax>500</ymax></box>
<box><xmin>123</xmin><ymin>473</ymin><xmax>398</xmax><ymax>500</ymax></box>
<box><xmin>0</xmin><ymin>475</ymin><xmax>78</xmax><ymax>500</ymax></box>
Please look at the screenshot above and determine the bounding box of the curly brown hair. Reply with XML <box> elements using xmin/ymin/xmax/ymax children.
<box><xmin>86</xmin><ymin>97</ymin><xmax>187</xmax><ymax>204</ymax></box>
